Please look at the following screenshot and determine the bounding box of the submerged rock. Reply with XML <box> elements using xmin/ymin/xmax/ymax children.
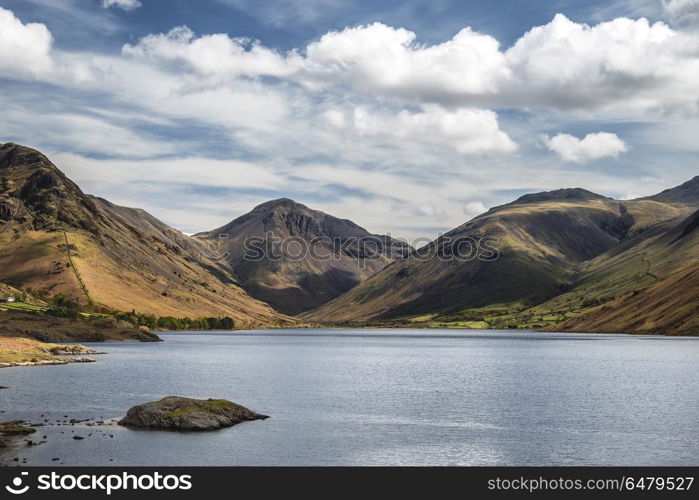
<box><xmin>0</xmin><ymin>420</ymin><xmax>36</xmax><ymax>449</ymax></box>
<box><xmin>118</xmin><ymin>396</ymin><xmax>268</xmax><ymax>431</ymax></box>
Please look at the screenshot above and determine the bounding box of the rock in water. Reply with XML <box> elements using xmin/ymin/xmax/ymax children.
<box><xmin>118</xmin><ymin>396</ymin><xmax>268</xmax><ymax>431</ymax></box>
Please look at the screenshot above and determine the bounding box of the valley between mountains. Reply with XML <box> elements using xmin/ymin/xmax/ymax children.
<box><xmin>1</xmin><ymin>142</ymin><xmax>698</xmax><ymax>338</ymax></box>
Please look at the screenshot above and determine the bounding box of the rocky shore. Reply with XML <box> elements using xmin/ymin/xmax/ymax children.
<box><xmin>0</xmin><ymin>336</ymin><xmax>104</xmax><ymax>368</ymax></box>
<box><xmin>0</xmin><ymin>420</ymin><xmax>36</xmax><ymax>451</ymax></box>
<box><xmin>0</xmin><ymin>357</ymin><xmax>96</xmax><ymax>368</ymax></box>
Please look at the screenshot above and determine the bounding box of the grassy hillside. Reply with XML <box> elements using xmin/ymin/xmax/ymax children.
<box><xmin>304</xmin><ymin>190</ymin><xmax>694</xmax><ymax>324</ymax></box>
<box><xmin>551</xmin><ymin>262</ymin><xmax>699</xmax><ymax>335</ymax></box>
<box><xmin>527</xmin><ymin>208</ymin><xmax>699</xmax><ymax>321</ymax></box>
<box><xmin>0</xmin><ymin>309</ymin><xmax>159</xmax><ymax>342</ymax></box>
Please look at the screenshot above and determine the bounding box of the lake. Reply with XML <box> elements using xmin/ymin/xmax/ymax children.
<box><xmin>1</xmin><ymin>329</ymin><xmax>698</xmax><ymax>466</ymax></box>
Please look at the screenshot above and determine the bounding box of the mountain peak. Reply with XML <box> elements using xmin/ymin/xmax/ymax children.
<box><xmin>510</xmin><ymin>188</ymin><xmax>607</xmax><ymax>206</ymax></box>
<box><xmin>644</xmin><ymin>175</ymin><xmax>699</xmax><ymax>204</ymax></box>
<box><xmin>253</xmin><ymin>198</ymin><xmax>308</xmax><ymax>212</ymax></box>
<box><xmin>0</xmin><ymin>142</ymin><xmax>58</xmax><ymax>173</ymax></box>
<box><xmin>0</xmin><ymin>142</ymin><xmax>103</xmax><ymax>232</ymax></box>
<box><xmin>195</xmin><ymin>198</ymin><xmax>411</xmax><ymax>315</ymax></box>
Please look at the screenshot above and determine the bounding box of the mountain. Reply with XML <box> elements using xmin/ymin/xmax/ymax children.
<box><xmin>303</xmin><ymin>185</ymin><xmax>697</xmax><ymax>324</ymax></box>
<box><xmin>641</xmin><ymin>175</ymin><xmax>699</xmax><ymax>204</ymax></box>
<box><xmin>194</xmin><ymin>198</ymin><xmax>411</xmax><ymax>315</ymax></box>
<box><xmin>530</xmin><ymin>202</ymin><xmax>699</xmax><ymax>318</ymax></box>
<box><xmin>548</xmin><ymin>208</ymin><xmax>699</xmax><ymax>334</ymax></box>
<box><xmin>0</xmin><ymin>143</ymin><xmax>293</xmax><ymax>327</ymax></box>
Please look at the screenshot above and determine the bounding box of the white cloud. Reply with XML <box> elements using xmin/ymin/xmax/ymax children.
<box><xmin>504</xmin><ymin>14</ymin><xmax>699</xmax><ymax>114</ymax></box>
<box><xmin>0</xmin><ymin>7</ymin><xmax>97</xmax><ymax>85</ymax></box>
<box><xmin>102</xmin><ymin>0</ymin><xmax>142</xmax><ymax>10</ymax></box>
<box><xmin>664</xmin><ymin>0</ymin><xmax>699</xmax><ymax>27</ymax></box>
<box><xmin>463</xmin><ymin>201</ymin><xmax>486</xmax><ymax>217</ymax></box>
<box><xmin>415</xmin><ymin>203</ymin><xmax>447</xmax><ymax>218</ymax></box>
<box><xmin>322</xmin><ymin>106</ymin><xmax>516</xmax><ymax>156</ymax></box>
<box><xmin>273</xmin><ymin>15</ymin><xmax>699</xmax><ymax>116</ymax></box>
<box><xmin>122</xmin><ymin>26</ymin><xmax>297</xmax><ymax>78</ymax></box>
<box><xmin>116</xmin><ymin>15</ymin><xmax>699</xmax><ymax>117</ymax></box>
<box><xmin>544</xmin><ymin>132</ymin><xmax>629</xmax><ymax>163</ymax></box>
<box><xmin>303</xmin><ymin>22</ymin><xmax>509</xmax><ymax>97</ymax></box>
<box><xmin>0</xmin><ymin>6</ymin><xmax>697</xmax><ymax>239</ymax></box>
<box><xmin>0</xmin><ymin>7</ymin><xmax>53</xmax><ymax>77</ymax></box>
<box><xmin>620</xmin><ymin>192</ymin><xmax>642</xmax><ymax>200</ymax></box>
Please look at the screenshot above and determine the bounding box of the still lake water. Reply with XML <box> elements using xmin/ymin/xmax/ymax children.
<box><xmin>1</xmin><ymin>329</ymin><xmax>698</xmax><ymax>466</ymax></box>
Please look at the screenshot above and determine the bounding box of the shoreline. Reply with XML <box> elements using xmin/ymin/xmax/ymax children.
<box><xmin>0</xmin><ymin>337</ymin><xmax>105</xmax><ymax>370</ymax></box>
<box><xmin>0</xmin><ymin>357</ymin><xmax>96</xmax><ymax>369</ymax></box>
<box><xmin>160</xmin><ymin>325</ymin><xmax>699</xmax><ymax>337</ymax></box>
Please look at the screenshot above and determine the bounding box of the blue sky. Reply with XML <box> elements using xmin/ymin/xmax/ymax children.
<box><xmin>1</xmin><ymin>0</ymin><xmax>698</xmax><ymax>240</ymax></box>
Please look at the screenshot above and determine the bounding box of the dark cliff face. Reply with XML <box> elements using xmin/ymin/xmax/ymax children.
<box><xmin>195</xmin><ymin>198</ymin><xmax>412</xmax><ymax>315</ymax></box>
<box><xmin>676</xmin><ymin>209</ymin><xmax>699</xmax><ymax>240</ymax></box>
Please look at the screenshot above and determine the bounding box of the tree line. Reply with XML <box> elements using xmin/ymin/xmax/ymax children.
<box><xmin>46</xmin><ymin>294</ymin><xmax>236</xmax><ymax>330</ymax></box>
<box><xmin>114</xmin><ymin>311</ymin><xmax>235</xmax><ymax>330</ymax></box>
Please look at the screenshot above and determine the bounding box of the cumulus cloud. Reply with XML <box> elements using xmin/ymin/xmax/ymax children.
<box><xmin>0</xmin><ymin>6</ymin><xmax>696</xmax><ymax>238</ymax></box>
<box><xmin>122</xmin><ymin>26</ymin><xmax>297</xmax><ymax>78</ymax></box>
<box><xmin>102</xmin><ymin>0</ymin><xmax>142</xmax><ymax>10</ymax></box>
<box><xmin>302</xmin><ymin>22</ymin><xmax>509</xmax><ymax>97</ymax></box>
<box><xmin>322</xmin><ymin>106</ymin><xmax>516</xmax><ymax>155</ymax></box>
<box><xmin>0</xmin><ymin>7</ymin><xmax>54</xmax><ymax>77</ymax></box>
<box><xmin>544</xmin><ymin>132</ymin><xmax>629</xmax><ymax>163</ymax></box>
<box><xmin>505</xmin><ymin>14</ymin><xmax>699</xmax><ymax>114</ymax></box>
<box><xmin>117</xmin><ymin>15</ymin><xmax>699</xmax><ymax>116</ymax></box>
<box><xmin>294</xmin><ymin>15</ymin><xmax>699</xmax><ymax>114</ymax></box>
<box><xmin>0</xmin><ymin>7</ymin><xmax>97</xmax><ymax>85</ymax></box>
<box><xmin>6</xmin><ymin>11</ymin><xmax>699</xmax><ymax>121</ymax></box>
<box><xmin>117</xmin><ymin>25</ymin><xmax>516</xmax><ymax>158</ymax></box>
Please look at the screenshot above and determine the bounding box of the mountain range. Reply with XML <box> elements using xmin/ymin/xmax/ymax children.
<box><xmin>1</xmin><ymin>142</ymin><xmax>697</xmax><ymax>334</ymax></box>
<box><xmin>0</xmin><ymin>143</ymin><xmax>290</xmax><ymax>328</ymax></box>
<box><xmin>303</xmin><ymin>184</ymin><xmax>697</xmax><ymax>328</ymax></box>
